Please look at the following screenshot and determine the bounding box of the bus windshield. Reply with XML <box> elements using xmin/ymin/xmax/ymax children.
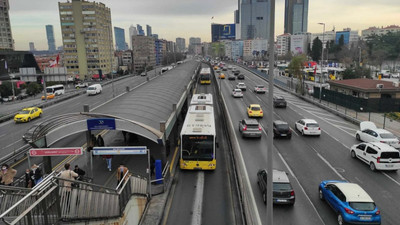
<box><xmin>200</xmin><ymin>74</ymin><xmax>210</xmax><ymax>80</ymax></box>
<box><xmin>182</xmin><ymin>135</ymin><xmax>214</xmax><ymax>161</ymax></box>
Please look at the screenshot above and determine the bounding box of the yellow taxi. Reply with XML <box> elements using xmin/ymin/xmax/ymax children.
<box><xmin>219</xmin><ymin>73</ymin><xmax>226</xmax><ymax>79</ymax></box>
<box><xmin>247</xmin><ymin>104</ymin><xmax>263</xmax><ymax>118</ymax></box>
<box><xmin>214</xmin><ymin>66</ymin><xmax>219</xmax><ymax>70</ymax></box>
<box><xmin>14</xmin><ymin>107</ymin><xmax>43</xmax><ymax>123</ymax></box>
<box><xmin>41</xmin><ymin>93</ymin><xmax>55</xmax><ymax>100</ymax></box>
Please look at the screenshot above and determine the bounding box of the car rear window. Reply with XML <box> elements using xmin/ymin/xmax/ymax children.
<box><xmin>273</xmin><ymin>183</ymin><xmax>292</xmax><ymax>191</ymax></box>
<box><xmin>306</xmin><ymin>123</ymin><xmax>319</xmax><ymax>127</ymax></box>
<box><xmin>251</xmin><ymin>107</ymin><xmax>261</xmax><ymax>111</ymax></box>
<box><xmin>276</xmin><ymin>124</ymin><xmax>289</xmax><ymax>130</ymax></box>
<box><xmin>349</xmin><ymin>202</ymin><xmax>376</xmax><ymax>211</ymax></box>
<box><xmin>380</xmin><ymin>133</ymin><xmax>396</xmax><ymax>139</ymax></box>
<box><xmin>380</xmin><ymin>151</ymin><xmax>400</xmax><ymax>159</ymax></box>
<box><xmin>247</xmin><ymin>124</ymin><xmax>259</xmax><ymax>129</ymax></box>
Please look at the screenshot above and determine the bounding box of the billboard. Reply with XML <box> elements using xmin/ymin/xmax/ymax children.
<box><xmin>212</xmin><ymin>24</ymin><xmax>236</xmax><ymax>42</ymax></box>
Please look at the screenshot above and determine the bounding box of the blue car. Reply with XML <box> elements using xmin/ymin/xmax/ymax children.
<box><xmin>319</xmin><ymin>180</ymin><xmax>381</xmax><ymax>225</ymax></box>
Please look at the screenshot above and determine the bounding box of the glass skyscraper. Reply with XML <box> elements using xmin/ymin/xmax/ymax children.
<box><xmin>284</xmin><ymin>0</ymin><xmax>308</xmax><ymax>35</ymax></box>
<box><xmin>46</xmin><ymin>25</ymin><xmax>56</xmax><ymax>52</ymax></box>
<box><xmin>239</xmin><ymin>0</ymin><xmax>270</xmax><ymax>40</ymax></box>
<box><xmin>114</xmin><ymin>27</ymin><xmax>127</xmax><ymax>51</ymax></box>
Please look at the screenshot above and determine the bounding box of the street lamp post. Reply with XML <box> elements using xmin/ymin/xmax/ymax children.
<box><xmin>318</xmin><ymin>22</ymin><xmax>325</xmax><ymax>103</ymax></box>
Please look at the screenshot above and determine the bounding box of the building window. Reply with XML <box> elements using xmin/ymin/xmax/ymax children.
<box><xmin>256</xmin><ymin>17</ymin><xmax>263</xmax><ymax>20</ymax></box>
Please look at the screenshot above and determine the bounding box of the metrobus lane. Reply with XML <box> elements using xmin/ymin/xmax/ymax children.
<box><xmin>221</xmin><ymin>77</ymin><xmax>326</xmax><ymax>225</ymax></box>
<box><xmin>238</xmin><ymin>70</ymin><xmax>400</xmax><ymax>224</ymax></box>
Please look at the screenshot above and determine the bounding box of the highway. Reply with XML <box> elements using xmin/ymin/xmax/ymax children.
<box><xmin>221</xmin><ymin>64</ymin><xmax>400</xmax><ymax>224</ymax></box>
<box><xmin>164</xmin><ymin>65</ymin><xmax>240</xmax><ymax>225</ymax></box>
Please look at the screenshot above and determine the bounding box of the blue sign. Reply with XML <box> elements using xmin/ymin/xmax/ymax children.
<box><xmin>87</xmin><ymin>118</ymin><xmax>116</xmax><ymax>130</ymax></box>
<box><xmin>220</xmin><ymin>24</ymin><xmax>236</xmax><ymax>40</ymax></box>
<box><xmin>92</xmin><ymin>146</ymin><xmax>147</xmax><ymax>155</ymax></box>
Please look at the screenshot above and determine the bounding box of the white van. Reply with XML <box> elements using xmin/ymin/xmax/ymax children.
<box><xmin>350</xmin><ymin>142</ymin><xmax>400</xmax><ymax>171</ymax></box>
<box><xmin>87</xmin><ymin>84</ymin><xmax>102</xmax><ymax>96</ymax></box>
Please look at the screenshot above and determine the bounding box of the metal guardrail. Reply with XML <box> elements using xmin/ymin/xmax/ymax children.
<box><xmin>0</xmin><ymin>171</ymin><xmax>148</xmax><ymax>224</ymax></box>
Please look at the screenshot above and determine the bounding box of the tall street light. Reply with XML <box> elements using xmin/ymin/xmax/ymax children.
<box><xmin>318</xmin><ymin>22</ymin><xmax>325</xmax><ymax>103</ymax></box>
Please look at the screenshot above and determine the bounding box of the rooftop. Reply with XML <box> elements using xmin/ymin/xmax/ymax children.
<box><xmin>329</xmin><ymin>78</ymin><xmax>400</xmax><ymax>91</ymax></box>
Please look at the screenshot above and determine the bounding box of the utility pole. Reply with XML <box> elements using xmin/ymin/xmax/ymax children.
<box><xmin>267</xmin><ymin>0</ymin><xmax>276</xmax><ymax>224</ymax></box>
<box><xmin>318</xmin><ymin>23</ymin><xmax>325</xmax><ymax>103</ymax></box>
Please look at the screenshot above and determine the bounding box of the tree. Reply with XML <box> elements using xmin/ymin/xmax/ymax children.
<box><xmin>288</xmin><ymin>54</ymin><xmax>307</xmax><ymax>95</ymax></box>
<box><xmin>26</xmin><ymin>82</ymin><xmax>43</xmax><ymax>96</ymax></box>
<box><xmin>310</xmin><ymin>37</ymin><xmax>322</xmax><ymax>62</ymax></box>
<box><xmin>0</xmin><ymin>81</ymin><xmax>21</xmax><ymax>97</ymax></box>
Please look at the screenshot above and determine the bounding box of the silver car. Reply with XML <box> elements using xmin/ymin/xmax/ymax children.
<box><xmin>232</xmin><ymin>89</ymin><xmax>243</xmax><ymax>98</ymax></box>
<box><xmin>239</xmin><ymin>119</ymin><xmax>262</xmax><ymax>138</ymax></box>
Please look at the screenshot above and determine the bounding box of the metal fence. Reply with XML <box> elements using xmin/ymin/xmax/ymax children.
<box><xmin>0</xmin><ymin>172</ymin><xmax>148</xmax><ymax>225</ymax></box>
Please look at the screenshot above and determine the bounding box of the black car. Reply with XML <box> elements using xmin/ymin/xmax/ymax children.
<box><xmin>237</xmin><ymin>74</ymin><xmax>245</xmax><ymax>80</ymax></box>
<box><xmin>222</xmin><ymin>67</ymin><xmax>227</xmax><ymax>71</ymax></box>
<box><xmin>228</xmin><ymin>74</ymin><xmax>236</xmax><ymax>80</ymax></box>
<box><xmin>22</xmin><ymin>123</ymin><xmax>42</xmax><ymax>142</ymax></box>
<box><xmin>257</xmin><ymin>169</ymin><xmax>295</xmax><ymax>205</ymax></box>
<box><xmin>273</xmin><ymin>120</ymin><xmax>292</xmax><ymax>139</ymax></box>
<box><xmin>273</xmin><ymin>96</ymin><xmax>287</xmax><ymax>108</ymax></box>
<box><xmin>233</xmin><ymin>70</ymin><xmax>240</xmax><ymax>75</ymax></box>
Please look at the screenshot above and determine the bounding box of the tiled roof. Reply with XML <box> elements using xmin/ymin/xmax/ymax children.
<box><xmin>329</xmin><ymin>78</ymin><xmax>400</xmax><ymax>90</ymax></box>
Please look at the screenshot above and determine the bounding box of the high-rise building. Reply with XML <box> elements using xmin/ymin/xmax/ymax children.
<box><xmin>189</xmin><ymin>37</ymin><xmax>201</xmax><ymax>54</ymax></box>
<box><xmin>239</xmin><ymin>0</ymin><xmax>270</xmax><ymax>40</ymax></box>
<box><xmin>46</xmin><ymin>25</ymin><xmax>56</xmax><ymax>52</ymax></box>
<box><xmin>58</xmin><ymin>0</ymin><xmax>114</xmax><ymax>80</ymax></box>
<box><xmin>0</xmin><ymin>0</ymin><xmax>14</xmax><ymax>50</ymax></box>
<box><xmin>29</xmin><ymin>42</ymin><xmax>35</xmax><ymax>51</ymax></box>
<box><xmin>176</xmin><ymin>37</ymin><xmax>186</xmax><ymax>53</ymax></box>
<box><xmin>114</xmin><ymin>27</ymin><xmax>127</xmax><ymax>51</ymax></box>
<box><xmin>137</xmin><ymin>24</ymin><xmax>145</xmax><ymax>36</ymax></box>
<box><xmin>284</xmin><ymin>0</ymin><xmax>309</xmax><ymax>35</ymax></box>
<box><xmin>152</xmin><ymin>34</ymin><xmax>159</xmax><ymax>39</ymax></box>
<box><xmin>277</xmin><ymin>33</ymin><xmax>291</xmax><ymax>56</ymax></box>
<box><xmin>129</xmin><ymin>25</ymin><xmax>138</xmax><ymax>49</ymax></box>
<box><xmin>335</xmin><ymin>28</ymin><xmax>359</xmax><ymax>46</ymax></box>
<box><xmin>131</xmin><ymin>35</ymin><xmax>155</xmax><ymax>72</ymax></box>
<box><xmin>146</xmin><ymin>25</ymin><xmax>152</xmax><ymax>37</ymax></box>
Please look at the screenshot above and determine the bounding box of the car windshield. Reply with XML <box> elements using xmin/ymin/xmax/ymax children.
<box><xmin>349</xmin><ymin>202</ymin><xmax>376</xmax><ymax>211</ymax></box>
<box><xmin>88</xmin><ymin>87</ymin><xmax>95</xmax><ymax>90</ymax></box>
<box><xmin>19</xmin><ymin>110</ymin><xmax>30</xmax><ymax>114</ymax></box>
<box><xmin>251</xmin><ymin>107</ymin><xmax>261</xmax><ymax>111</ymax></box>
<box><xmin>380</xmin><ymin>133</ymin><xmax>396</xmax><ymax>139</ymax></box>
<box><xmin>380</xmin><ymin>152</ymin><xmax>400</xmax><ymax>159</ymax></box>
<box><xmin>306</xmin><ymin>123</ymin><xmax>319</xmax><ymax>127</ymax></box>
<box><xmin>273</xmin><ymin>183</ymin><xmax>292</xmax><ymax>191</ymax></box>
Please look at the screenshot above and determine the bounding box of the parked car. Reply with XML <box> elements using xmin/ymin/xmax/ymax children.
<box><xmin>247</xmin><ymin>104</ymin><xmax>263</xmax><ymax>118</ymax></box>
<box><xmin>14</xmin><ymin>107</ymin><xmax>42</xmax><ymax>123</ymax></box>
<box><xmin>16</xmin><ymin>93</ymin><xmax>29</xmax><ymax>100</ymax></box>
<box><xmin>295</xmin><ymin>119</ymin><xmax>321</xmax><ymax>136</ymax></box>
<box><xmin>238</xmin><ymin>119</ymin><xmax>262</xmax><ymax>138</ymax></box>
<box><xmin>350</xmin><ymin>142</ymin><xmax>400</xmax><ymax>171</ymax></box>
<box><xmin>236</xmin><ymin>82</ymin><xmax>247</xmax><ymax>91</ymax></box>
<box><xmin>273</xmin><ymin>96</ymin><xmax>287</xmax><ymax>108</ymax></box>
<box><xmin>257</xmin><ymin>169</ymin><xmax>295</xmax><ymax>205</ymax></box>
<box><xmin>237</xmin><ymin>74</ymin><xmax>245</xmax><ymax>80</ymax></box>
<box><xmin>273</xmin><ymin>120</ymin><xmax>292</xmax><ymax>139</ymax></box>
<box><xmin>232</xmin><ymin>89</ymin><xmax>243</xmax><ymax>98</ymax></box>
<box><xmin>355</xmin><ymin>121</ymin><xmax>400</xmax><ymax>149</ymax></box>
<box><xmin>87</xmin><ymin>84</ymin><xmax>102</xmax><ymax>96</ymax></box>
<box><xmin>254</xmin><ymin>85</ymin><xmax>266</xmax><ymax>93</ymax></box>
<box><xmin>319</xmin><ymin>180</ymin><xmax>381</xmax><ymax>225</ymax></box>
<box><xmin>228</xmin><ymin>74</ymin><xmax>236</xmax><ymax>80</ymax></box>
<box><xmin>75</xmin><ymin>82</ymin><xmax>88</xmax><ymax>89</ymax></box>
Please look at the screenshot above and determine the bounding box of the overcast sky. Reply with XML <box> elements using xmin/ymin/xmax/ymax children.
<box><xmin>9</xmin><ymin>0</ymin><xmax>400</xmax><ymax>50</ymax></box>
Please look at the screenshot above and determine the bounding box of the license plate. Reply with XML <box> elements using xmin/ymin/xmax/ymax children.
<box><xmin>359</xmin><ymin>216</ymin><xmax>371</xmax><ymax>220</ymax></box>
<box><xmin>276</xmin><ymin>199</ymin><xmax>287</xmax><ymax>202</ymax></box>
<box><xmin>385</xmin><ymin>164</ymin><xmax>394</xmax><ymax>168</ymax></box>
<box><xmin>281</xmin><ymin>134</ymin><xmax>287</xmax><ymax>136</ymax></box>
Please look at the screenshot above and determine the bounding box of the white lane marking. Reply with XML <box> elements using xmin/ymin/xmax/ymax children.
<box><xmin>276</xmin><ymin>150</ymin><xmax>326</xmax><ymax>225</ymax></box>
<box><xmin>256</xmin><ymin>96</ymin><xmax>261</xmax><ymax>101</ymax></box>
<box><xmin>382</xmin><ymin>172</ymin><xmax>400</xmax><ymax>187</ymax></box>
<box><xmin>4</xmin><ymin>139</ymin><xmax>22</xmax><ymax>148</ymax></box>
<box><xmin>316</xmin><ymin>151</ymin><xmax>346</xmax><ymax>180</ymax></box>
<box><xmin>0</xmin><ymin>133</ymin><xmax>6</xmax><ymax>138</ymax></box>
<box><xmin>191</xmin><ymin>172</ymin><xmax>204</xmax><ymax>225</ymax></box>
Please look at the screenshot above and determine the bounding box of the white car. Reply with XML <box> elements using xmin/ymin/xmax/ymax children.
<box><xmin>254</xmin><ymin>85</ymin><xmax>267</xmax><ymax>93</ymax></box>
<box><xmin>232</xmin><ymin>89</ymin><xmax>243</xmax><ymax>98</ymax></box>
<box><xmin>350</xmin><ymin>142</ymin><xmax>400</xmax><ymax>171</ymax></box>
<box><xmin>87</xmin><ymin>84</ymin><xmax>102</xmax><ymax>96</ymax></box>
<box><xmin>295</xmin><ymin>119</ymin><xmax>321</xmax><ymax>136</ymax></box>
<box><xmin>236</xmin><ymin>83</ymin><xmax>247</xmax><ymax>91</ymax></box>
<box><xmin>355</xmin><ymin>121</ymin><xmax>400</xmax><ymax>149</ymax></box>
<box><xmin>75</xmin><ymin>82</ymin><xmax>88</xmax><ymax>88</ymax></box>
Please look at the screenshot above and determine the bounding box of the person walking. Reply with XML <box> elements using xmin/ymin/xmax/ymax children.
<box><xmin>25</xmin><ymin>169</ymin><xmax>34</xmax><ymax>188</ymax></box>
<box><xmin>31</xmin><ymin>164</ymin><xmax>43</xmax><ymax>185</ymax></box>
<box><xmin>0</xmin><ymin>164</ymin><xmax>17</xmax><ymax>186</ymax></box>
<box><xmin>103</xmin><ymin>155</ymin><xmax>113</xmax><ymax>171</ymax></box>
<box><xmin>116</xmin><ymin>164</ymin><xmax>129</xmax><ymax>186</ymax></box>
<box><xmin>59</xmin><ymin>163</ymin><xmax>78</xmax><ymax>213</ymax></box>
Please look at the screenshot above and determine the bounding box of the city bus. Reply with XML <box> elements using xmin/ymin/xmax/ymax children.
<box><xmin>46</xmin><ymin>84</ymin><xmax>65</xmax><ymax>96</ymax></box>
<box><xmin>199</xmin><ymin>68</ymin><xmax>211</xmax><ymax>84</ymax></box>
<box><xmin>180</xmin><ymin>103</ymin><xmax>216</xmax><ymax>170</ymax></box>
<box><xmin>190</xmin><ymin>93</ymin><xmax>213</xmax><ymax>106</ymax></box>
